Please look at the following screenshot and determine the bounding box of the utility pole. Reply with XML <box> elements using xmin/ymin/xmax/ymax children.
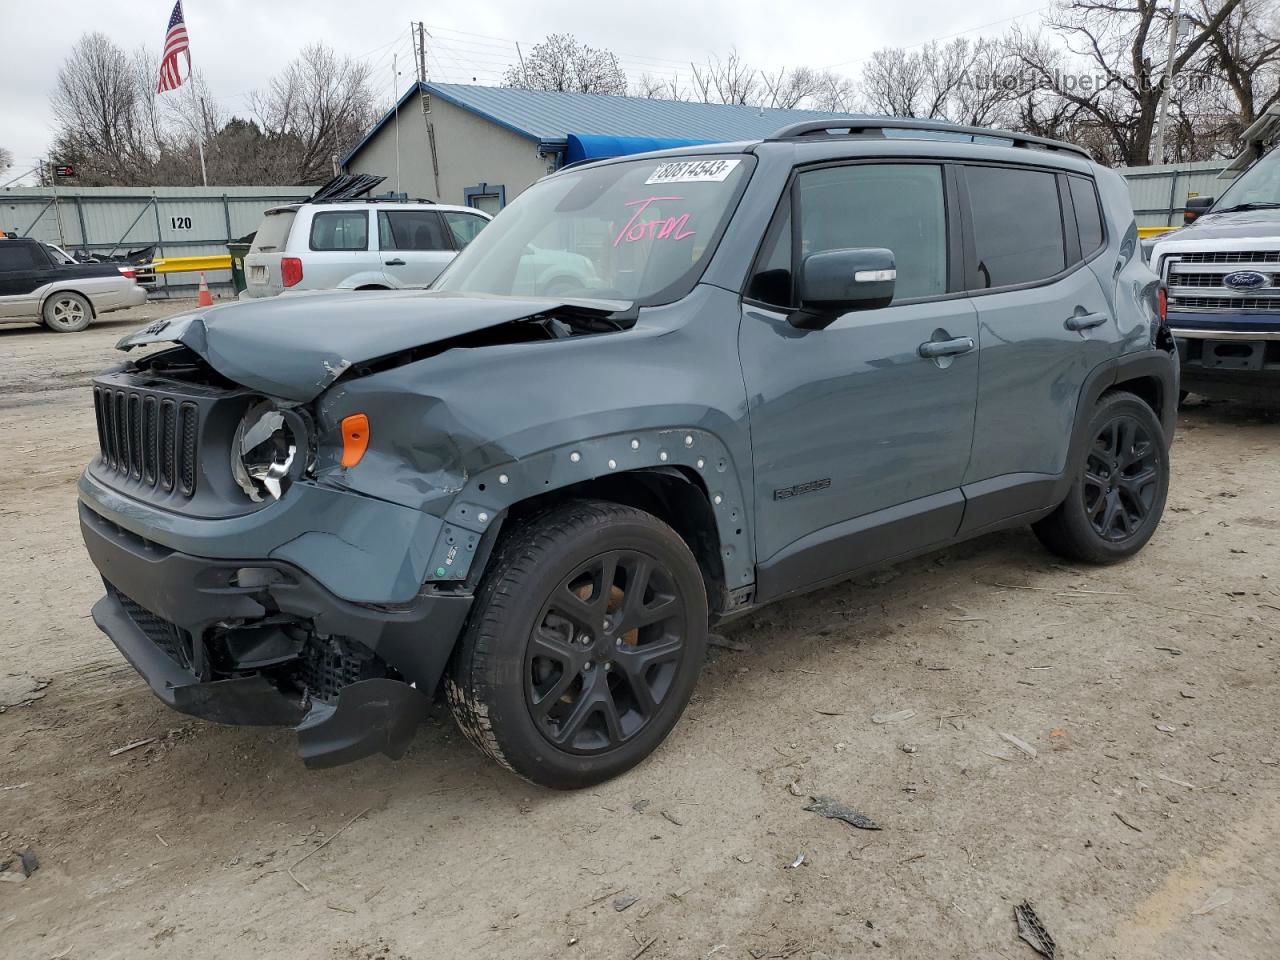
<box><xmin>393</xmin><ymin>53</ymin><xmax>401</xmax><ymax>195</ymax></box>
<box><xmin>416</xmin><ymin>21</ymin><xmax>427</xmax><ymax>83</ymax></box>
<box><xmin>47</xmin><ymin>160</ymin><xmax>67</xmax><ymax>248</ymax></box>
<box><xmin>411</xmin><ymin>20</ymin><xmax>441</xmax><ymax>199</ymax></box>
<box><xmin>1151</xmin><ymin>0</ymin><xmax>1182</xmax><ymax>164</ymax></box>
<box><xmin>517</xmin><ymin>42</ymin><xmax>530</xmax><ymax>86</ymax></box>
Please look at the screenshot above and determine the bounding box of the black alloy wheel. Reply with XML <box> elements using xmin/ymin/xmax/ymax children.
<box><xmin>447</xmin><ymin>500</ymin><xmax>708</xmax><ymax>789</ymax></box>
<box><xmin>1033</xmin><ymin>390</ymin><xmax>1169</xmax><ymax>564</ymax></box>
<box><xmin>526</xmin><ymin>549</ymin><xmax>687</xmax><ymax>754</ymax></box>
<box><xmin>1082</xmin><ymin>415</ymin><xmax>1161</xmax><ymax>543</ymax></box>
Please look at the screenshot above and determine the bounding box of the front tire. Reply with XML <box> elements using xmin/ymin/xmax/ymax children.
<box><xmin>447</xmin><ymin>500</ymin><xmax>708</xmax><ymax>789</ymax></box>
<box><xmin>42</xmin><ymin>292</ymin><xmax>92</xmax><ymax>332</ymax></box>
<box><xmin>1033</xmin><ymin>390</ymin><xmax>1169</xmax><ymax>564</ymax></box>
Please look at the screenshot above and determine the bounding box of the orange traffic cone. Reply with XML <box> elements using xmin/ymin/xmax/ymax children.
<box><xmin>197</xmin><ymin>272</ymin><xmax>214</xmax><ymax>307</ymax></box>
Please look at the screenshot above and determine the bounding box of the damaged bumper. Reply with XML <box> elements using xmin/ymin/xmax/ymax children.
<box><xmin>80</xmin><ymin>502</ymin><xmax>473</xmax><ymax>767</ymax></box>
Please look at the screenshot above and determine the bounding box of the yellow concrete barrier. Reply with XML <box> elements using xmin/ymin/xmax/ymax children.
<box><xmin>1138</xmin><ymin>226</ymin><xmax>1178</xmax><ymax>239</ymax></box>
<box><xmin>150</xmin><ymin>254</ymin><xmax>233</xmax><ymax>274</ymax></box>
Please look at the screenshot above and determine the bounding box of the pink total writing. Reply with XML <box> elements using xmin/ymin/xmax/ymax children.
<box><xmin>613</xmin><ymin>196</ymin><xmax>697</xmax><ymax>247</ymax></box>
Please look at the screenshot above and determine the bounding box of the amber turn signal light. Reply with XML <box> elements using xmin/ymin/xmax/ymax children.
<box><xmin>340</xmin><ymin>414</ymin><xmax>370</xmax><ymax>468</ymax></box>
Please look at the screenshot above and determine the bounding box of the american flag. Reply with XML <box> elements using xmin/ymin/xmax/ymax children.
<box><xmin>156</xmin><ymin>1</ymin><xmax>190</xmax><ymax>93</ymax></box>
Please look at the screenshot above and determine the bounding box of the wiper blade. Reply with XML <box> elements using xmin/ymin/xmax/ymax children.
<box><xmin>1211</xmin><ymin>202</ymin><xmax>1280</xmax><ymax>214</ymax></box>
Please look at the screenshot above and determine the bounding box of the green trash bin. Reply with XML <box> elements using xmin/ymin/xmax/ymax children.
<box><xmin>227</xmin><ymin>234</ymin><xmax>253</xmax><ymax>296</ymax></box>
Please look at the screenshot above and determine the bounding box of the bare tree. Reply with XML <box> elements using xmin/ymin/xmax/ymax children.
<box><xmin>809</xmin><ymin>72</ymin><xmax>858</xmax><ymax>112</ymax></box>
<box><xmin>503</xmin><ymin>34</ymin><xmax>627</xmax><ymax>95</ymax></box>
<box><xmin>861</xmin><ymin>47</ymin><xmax>929</xmax><ymax>116</ymax></box>
<box><xmin>1010</xmin><ymin>0</ymin><xmax>1247</xmax><ymax>165</ymax></box>
<box><xmin>0</xmin><ymin>147</ymin><xmax>12</xmax><ymax>174</ymax></box>
<box><xmin>859</xmin><ymin>38</ymin><xmax>1019</xmax><ymax>125</ymax></box>
<box><xmin>1193</xmin><ymin>0</ymin><xmax>1280</xmax><ymax>134</ymax></box>
<box><xmin>690</xmin><ymin>49</ymin><xmax>762</xmax><ymax>105</ymax></box>
<box><xmin>632</xmin><ymin>71</ymin><xmax>689</xmax><ymax>101</ymax></box>
<box><xmin>249</xmin><ymin>43</ymin><xmax>379</xmax><ymax>183</ymax></box>
<box><xmin>51</xmin><ymin>33</ymin><xmax>160</xmax><ymax>183</ymax></box>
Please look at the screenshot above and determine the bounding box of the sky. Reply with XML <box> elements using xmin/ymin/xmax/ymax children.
<box><xmin>0</xmin><ymin>0</ymin><xmax>1053</xmax><ymax>183</ymax></box>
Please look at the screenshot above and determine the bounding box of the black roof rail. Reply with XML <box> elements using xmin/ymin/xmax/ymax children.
<box><xmin>321</xmin><ymin>196</ymin><xmax>437</xmax><ymax>204</ymax></box>
<box><xmin>767</xmin><ymin>119</ymin><xmax>1091</xmax><ymax>160</ymax></box>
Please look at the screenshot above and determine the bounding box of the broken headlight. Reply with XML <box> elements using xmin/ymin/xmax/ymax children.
<box><xmin>232</xmin><ymin>400</ymin><xmax>307</xmax><ymax>501</ymax></box>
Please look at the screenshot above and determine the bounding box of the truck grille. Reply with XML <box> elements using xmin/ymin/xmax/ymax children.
<box><xmin>1170</xmin><ymin>295</ymin><xmax>1280</xmax><ymax>312</ymax></box>
<box><xmin>93</xmin><ymin>386</ymin><xmax>198</xmax><ymax>497</ymax></box>
<box><xmin>1175</xmin><ymin>251</ymin><xmax>1280</xmax><ymax>265</ymax></box>
<box><xmin>109</xmin><ymin>582</ymin><xmax>195</xmax><ymax>671</ymax></box>
<box><xmin>1172</xmin><ymin>272</ymin><xmax>1280</xmax><ymax>289</ymax></box>
<box><xmin>1162</xmin><ymin>252</ymin><xmax>1280</xmax><ymax>313</ymax></box>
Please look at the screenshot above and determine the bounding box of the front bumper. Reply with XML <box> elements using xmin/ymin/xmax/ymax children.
<box><xmin>81</xmin><ymin>502</ymin><xmax>474</xmax><ymax>767</ymax></box>
<box><xmin>1170</xmin><ymin>314</ymin><xmax>1280</xmax><ymax>400</ymax></box>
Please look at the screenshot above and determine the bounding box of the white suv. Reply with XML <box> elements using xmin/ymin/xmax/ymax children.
<box><xmin>241</xmin><ymin>201</ymin><xmax>491</xmax><ymax>299</ymax></box>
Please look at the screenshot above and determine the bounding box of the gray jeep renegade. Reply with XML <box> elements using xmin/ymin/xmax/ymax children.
<box><xmin>79</xmin><ymin>120</ymin><xmax>1178</xmax><ymax>788</ymax></box>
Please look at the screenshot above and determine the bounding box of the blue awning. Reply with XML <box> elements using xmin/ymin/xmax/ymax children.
<box><xmin>564</xmin><ymin>133</ymin><xmax>715</xmax><ymax>166</ymax></box>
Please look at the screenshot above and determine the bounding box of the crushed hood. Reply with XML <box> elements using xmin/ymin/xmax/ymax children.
<box><xmin>118</xmin><ymin>289</ymin><xmax>628</xmax><ymax>401</ymax></box>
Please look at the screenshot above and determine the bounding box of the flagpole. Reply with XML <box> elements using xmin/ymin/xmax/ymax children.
<box><xmin>187</xmin><ymin>73</ymin><xmax>208</xmax><ymax>187</ymax></box>
<box><xmin>196</xmin><ymin>94</ymin><xmax>208</xmax><ymax>187</ymax></box>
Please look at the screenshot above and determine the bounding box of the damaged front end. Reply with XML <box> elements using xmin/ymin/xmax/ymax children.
<box><xmin>80</xmin><ymin>289</ymin><xmax>635</xmax><ymax>766</ymax></box>
<box><xmin>82</xmin><ymin>505</ymin><xmax>472</xmax><ymax>767</ymax></box>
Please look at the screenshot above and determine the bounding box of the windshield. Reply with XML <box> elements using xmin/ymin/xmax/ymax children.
<box><xmin>1213</xmin><ymin>147</ymin><xmax>1280</xmax><ymax>211</ymax></box>
<box><xmin>433</xmin><ymin>154</ymin><xmax>753</xmax><ymax>303</ymax></box>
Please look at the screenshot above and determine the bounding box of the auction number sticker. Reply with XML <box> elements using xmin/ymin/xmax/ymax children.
<box><xmin>645</xmin><ymin>158</ymin><xmax>741</xmax><ymax>185</ymax></box>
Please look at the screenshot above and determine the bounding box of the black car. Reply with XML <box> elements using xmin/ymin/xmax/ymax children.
<box><xmin>0</xmin><ymin>237</ymin><xmax>146</xmax><ymax>332</ymax></box>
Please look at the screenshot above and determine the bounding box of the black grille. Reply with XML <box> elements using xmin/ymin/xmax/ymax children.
<box><xmin>93</xmin><ymin>387</ymin><xmax>198</xmax><ymax>497</ymax></box>
<box><xmin>1170</xmin><ymin>272</ymin><xmax>1280</xmax><ymax>288</ymax></box>
<box><xmin>1175</xmin><ymin>251</ymin><xmax>1280</xmax><ymax>265</ymax></box>
<box><xmin>1170</xmin><ymin>295</ymin><xmax>1280</xmax><ymax>311</ymax></box>
<box><xmin>110</xmin><ymin>584</ymin><xmax>194</xmax><ymax>671</ymax></box>
<box><xmin>299</xmin><ymin>643</ymin><xmax>380</xmax><ymax>701</ymax></box>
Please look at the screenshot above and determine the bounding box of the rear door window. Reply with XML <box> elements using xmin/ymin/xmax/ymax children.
<box><xmin>440</xmin><ymin>211</ymin><xmax>489</xmax><ymax>250</ymax></box>
<box><xmin>378</xmin><ymin>210</ymin><xmax>452</xmax><ymax>251</ymax></box>
<box><xmin>1069</xmin><ymin>177</ymin><xmax>1105</xmax><ymax>257</ymax></box>
<box><xmin>0</xmin><ymin>242</ymin><xmax>48</xmax><ymax>271</ymax></box>
<box><xmin>964</xmin><ymin>165</ymin><xmax>1065</xmax><ymax>288</ymax></box>
<box><xmin>309</xmin><ymin>211</ymin><xmax>369</xmax><ymax>251</ymax></box>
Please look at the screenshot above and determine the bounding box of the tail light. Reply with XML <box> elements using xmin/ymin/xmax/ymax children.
<box><xmin>1157</xmin><ymin>286</ymin><xmax>1168</xmax><ymax>324</ymax></box>
<box><xmin>117</xmin><ymin>266</ymin><xmax>137</xmax><ymax>280</ymax></box>
<box><xmin>280</xmin><ymin>257</ymin><xmax>303</xmax><ymax>288</ymax></box>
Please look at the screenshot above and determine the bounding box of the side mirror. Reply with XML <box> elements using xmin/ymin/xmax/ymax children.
<box><xmin>1184</xmin><ymin>196</ymin><xmax>1214</xmax><ymax>224</ymax></box>
<box><xmin>790</xmin><ymin>248</ymin><xmax>896</xmax><ymax>330</ymax></box>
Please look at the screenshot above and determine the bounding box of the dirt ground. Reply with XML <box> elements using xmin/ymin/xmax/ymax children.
<box><xmin>2</xmin><ymin>301</ymin><xmax>1278</xmax><ymax>960</ymax></box>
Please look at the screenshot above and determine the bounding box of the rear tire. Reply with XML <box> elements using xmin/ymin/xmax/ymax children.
<box><xmin>1033</xmin><ymin>391</ymin><xmax>1169</xmax><ymax>564</ymax></box>
<box><xmin>447</xmin><ymin>500</ymin><xmax>708</xmax><ymax>789</ymax></box>
<box><xmin>42</xmin><ymin>292</ymin><xmax>92</xmax><ymax>332</ymax></box>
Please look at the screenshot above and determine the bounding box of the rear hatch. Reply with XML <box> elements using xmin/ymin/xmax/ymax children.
<box><xmin>241</xmin><ymin>207</ymin><xmax>298</xmax><ymax>299</ymax></box>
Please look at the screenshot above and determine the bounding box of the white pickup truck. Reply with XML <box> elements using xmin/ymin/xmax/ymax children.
<box><xmin>1149</xmin><ymin>108</ymin><xmax>1280</xmax><ymax>403</ymax></box>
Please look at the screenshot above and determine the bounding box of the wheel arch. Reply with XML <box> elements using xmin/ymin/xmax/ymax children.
<box><xmin>336</xmin><ymin>271</ymin><xmax>394</xmax><ymax>290</ymax></box>
<box><xmin>39</xmin><ymin>286</ymin><xmax>97</xmax><ymax>318</ymax></box>
<box><xmin>504</xmin><ymin>467</ymin><xmax>730</xmax><ymax>614</ymax></box>
<box><xmin>422</xmin><ymin>429</ymin><xmax>754</xmax><ymax>614</ymax></box>
<box><xmin>1052</xmin><ymin>349</ymin><xmax>1178</xmax><ymax>507</ymax></box>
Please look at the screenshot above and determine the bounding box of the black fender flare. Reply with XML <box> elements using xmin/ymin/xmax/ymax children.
<box><xmin>420</xmin><ymin>428</ymin><xmax>755</xmax><ymax>594</ymax></box>
<box><xmin>1052</xmin><ymin>348</ymin><xmax>1178</xmax><ymax>506</ymax></box>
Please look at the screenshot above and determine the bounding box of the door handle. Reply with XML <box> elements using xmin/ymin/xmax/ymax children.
<box><xmin>1064</xmin><ymin>312</ymin><xmax>1107</xmax><ymax>331</ymax></box>
<box><xmin>918</xmin><ymin>336</ymin><xmax>975</xmax><ymax>359</ymax></box>
<box><xmin>384</xmin><ymin>258</ymin><xmax>406</xmax><ymax>266</ymax></box>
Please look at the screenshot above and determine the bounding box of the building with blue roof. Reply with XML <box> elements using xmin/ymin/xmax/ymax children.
<box><xmin>341</xmin><ymin>81</ymin><xmax>861</xmax><ymax>211</ymax></box>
